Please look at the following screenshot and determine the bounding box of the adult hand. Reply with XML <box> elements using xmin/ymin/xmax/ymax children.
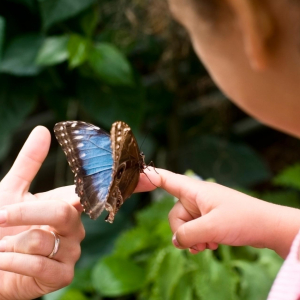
<box><xmin>0</xmin><ymin>126</ymin><xmax>85</xmax><ymax>300</ymax></box>
<box><xmin>136</xmin><ymin>168</ymin><xmax>300</xmax><ymax>258</ymax></box>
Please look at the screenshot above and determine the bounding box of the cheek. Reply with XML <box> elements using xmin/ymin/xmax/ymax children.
<box><xmin>190</xmin><ymin>31</ymin><xmax>254</xmax><ymax>104</ymax></box>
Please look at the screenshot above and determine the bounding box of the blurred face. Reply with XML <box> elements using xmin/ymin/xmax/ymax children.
<box><xmin>168</xmin><ymin>0</ymin><xmax>300</xmax><ymax>137</ymax></box>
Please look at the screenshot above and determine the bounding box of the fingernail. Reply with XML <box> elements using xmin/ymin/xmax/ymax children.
<box><xmin>172</xmin><ymin>234</ymin><xmax>180</xmax><ymax>248</ymax></box>
<box><xmin>0</xmin><ymin>240</ymin><xmax>6</xmax><ymax>252</ymax></box>
<box><xmin>191</xmin><ymin>246</ymin><xmax>198</xmax><ymax>251</ymax></box>
<box><xmin>0</xmin><ymin>210</ymin><xmax>7</xmax><ymax>224</ymax></box>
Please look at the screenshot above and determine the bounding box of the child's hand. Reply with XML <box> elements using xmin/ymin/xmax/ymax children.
<box><xmin>136</xmin><ymin>168</ymin><xmax>300</xmax><ymax>258</ymax></box>
<box><xmin>0</xmin><ymin>126</ymin><xmax>85</xmax><ymax>300</ymax></box>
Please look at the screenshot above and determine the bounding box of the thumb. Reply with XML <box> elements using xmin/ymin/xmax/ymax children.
<box><xmin>173</xmin><ymin>212</ymin><xmax>218</xmax><ymax>249</ymax></box>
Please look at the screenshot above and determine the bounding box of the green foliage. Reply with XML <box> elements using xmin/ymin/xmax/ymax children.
<box><xmin>38</xmin><ymin>0</ymin><xmax>97</xmax><ymax>30</ymax></box>
<box><xmin>273</xmin><ymin>163</ymin><xmax>300</xmax><ymax>191</ymax></box>
<box><xmin>178</xmin><ymin>135</ymin><xmax>271</xmax><ymax>187</ymax></box>
<box><xmin>36</xmin><ymin>35</ymin><xmax>70</xmax><ymax>66</ymax></box>
<box><xmin>0</xmin><ymin>16</ymin><xmax>5</xmax><ymax>59</ymax></box>
<box><xmin>0</xmin><ymin>34</ymin><xmax>43</xmax><ymax>75</ymax></box>
<box><xmin>67</xmin><ymin>34</ymin><xmax>90</xmax><ymax>69</ymax></box>
<box><xmin>92</xmin><ymin>256</ymin><xmax>147</xmax><ymax>296</ymax></box>
<box><xmin>88</xmin><ymin>43</ymin><xmax>134</xmax><ymax>86</ymax></box>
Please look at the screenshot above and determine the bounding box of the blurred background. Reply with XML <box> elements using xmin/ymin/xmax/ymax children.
<box><xmin>1</xmin><ymin>0</ymin><xmax>300</xmax><ymax>299</ymax></box>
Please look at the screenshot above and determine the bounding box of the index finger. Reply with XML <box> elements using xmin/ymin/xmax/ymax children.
<box><xmin>1</xmin><ymin>126</ymin><xmax>51</xmax><ymax>193</ymax></box>
<box><xmin>135</xmin><ymin>168</ymin><xmax>203</xmax><ymax>202</ymax></box>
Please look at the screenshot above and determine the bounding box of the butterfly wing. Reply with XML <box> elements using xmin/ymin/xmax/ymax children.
<box><xmin>54</xmin><ymin>121</ymin><xmax>114</xmax><ymax>219</ymax></box>
<box><xmin>105</xmin><ymin>121</ymin><xmax>143</xmax><ymax>223</ymax></box>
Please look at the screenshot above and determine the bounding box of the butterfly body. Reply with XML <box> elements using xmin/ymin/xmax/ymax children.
<box><xmin>54</xmin><ymin>121</ymin><xmax>145</xmax><ymax>222</ymax></box>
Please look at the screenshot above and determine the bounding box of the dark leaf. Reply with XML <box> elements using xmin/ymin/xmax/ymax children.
<box><xmin>38</xmin><ymin>0</ymin><xmax>97</xmax><ymax>30</ymax></box>
<box><xmin>8</xmin><ymin>0</ymin><xmax>36</xmax><ymax>10</ymax></box>
<box><xmin>0</xmin><ymin>76</ymin><xmax>37</xmax><ymax>161</ymax></box>
<box><xmin>0</xmin><ymin>16</ymin><xmax>5</xmax><ymax>59</ymax></box>
<box><xmin>0</xmin><ymin>33</ymin><xmax>43</xmax><ymax>76</ymax></box>
<box><xmin>80</xmin><ymin>8</ymin><xmax>99</xmax><ymax>37</ymax></box>
<box><xmin>77</xmin><ymin>79</ymin><xmax>145</xmax><ymax>131</ymax></box>
<box><xmin>177</xmin><ymin>135</ymin><xmax>271</xmax><ymax>187</ymax></box>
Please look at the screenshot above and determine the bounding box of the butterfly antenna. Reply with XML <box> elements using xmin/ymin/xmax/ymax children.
<box><xmin>140</xmin><ymin>132</ymin><xmax>149</xmax><ymax>152</ymax></box>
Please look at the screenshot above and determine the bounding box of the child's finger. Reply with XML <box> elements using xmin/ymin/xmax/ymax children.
<box><xmin>135</xmin><ymin>168</ymin><xmax>206</xmax><ymax>204</ymax></box>
<box><xmin>2</xmin><ymin>126</ymin><xmax>51</xmax><ymax>193</ymax></box>
<box><xmin>172</xmin><ymin>212</ymin><xmax>218</xmax><ymax>249</ymax></box>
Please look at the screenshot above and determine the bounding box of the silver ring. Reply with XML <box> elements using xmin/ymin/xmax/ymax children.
<box><xmin>48</xmin><ymin>231</ymin><xmax>60</xmax><ymax>259</ymax></box>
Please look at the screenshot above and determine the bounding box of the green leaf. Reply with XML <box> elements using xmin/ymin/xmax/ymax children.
<box><xmin>273</xmin><ymin>163</ymin><xmax>300</xmax><ymax>190</ymax></box>
<box><xmin>0</xmin><ymin>33</ymin><xmax>43</xmax><ymax>76</ymax></box>
<box><xmin>36</xmin><ymin>35</ymin><xmax>69</xmax><ymax>66</ymax></box>
<box><xmin>136</xmin><ymin>196</ymin><xmax>174</xmax><ymax>229</ymax></box>
<box><xmin>92</xmin><ymin>256</ymin><xmax>146</xmax><ymax>296</ymax></box>
<box><xmin>68</xmin><ymin>34</ymin><xmax>89</xmax><ymax>69</ymax></box>
<box><xmin>113</xmin><ymin>227</ymin><xmax>153</xmax><ymax>258</ymax></box>
<box><xmin>0</xmin><ymin>76</ymin><xmax>37</xmax><ymax>161</ymax></box>
<box><xmin>146</xmin><ymin>248</ymin><xmax>170</xmax><ymax>283</ymax></box>
<box><xmin>258</xmin><ymin>248</ymin><xmax>283</xmax><ymax>279</ymax></box>
<box><xmin>177</xmin><ymin>135</ymin><xmax>271</xmax><ymax>188</ymax></box>
<box><xmin>192</xmin><ymin>250</ymin><xmax>239</xmax><ymax>300</ymax></box>
<box><xmin>78</xmin><ymin>208</ymin><xmax>133</xmax><ymax>268</ymax></box>
<box><xmin>0</xmin><ymin>16</ymin><xmax>5</xmax><ymax>59</ymax></box>
<box><xmin>59</xmin><ymin>289</ymin><xmax>89</xmax><ymax>300</ymax></box>
<box><xmin>77</xmin><ymin>79</ymin><xmax>145</xmax><ymax>131</ymax></box>
<box><xmin>88</xmin><ymin>42</ymin><xmax>134</xmax><ymax>86</ymax></box>
<box><xmin>9</xmin><ymin>0</ymin><xmax>35</xmax><ymax>10</ymax></box>
<box><xmin>233</xmin><ymin>261</ymin><xmax>273</xmax><ymax>300</ymax></box>
<box><xmin>261</xmin><ymin>191</ymin><xmax>300</xmax><ymax>208</ymax></box>
<box><xmin>43</xmin><ymin>288</ymin><xmax>69</xmax><ymax>300</ymax></box>
<box><xmin>38</xmin><ymin>0</ymin><xmax>97</xmax><ymax>30</ymax></box>
<box><xmin>154</xmin><ymin>247</ymin><xmax>185</xmax><ymax>299</ymax></box>
<box><xmin>80</xmin><ymin>8</ymin><xmax>99</xmax><ymax>37</ymax></box>
<box><xmin>171</xmin><ymin>272</ymin><xmax>194</xmax><ymax>300</ymax></box>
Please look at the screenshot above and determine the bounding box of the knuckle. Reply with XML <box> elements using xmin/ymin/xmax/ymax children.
<box><xmin>71</xmin><ymin>246</ymin><xmax>81</xmax><ymax>262</ymax></box>
<box><xmin>27</xmin><ymin>229</ymin><xmax>45</xmax><ymax>253</ymax></box>
<box><xmin>61</xmin><ymin>268</ymin><xmax>74</xmax><ymax>287</ymax></box>
<box><xmin>32</xmin><ymin>256</ymin><xmax>46</xmax><ymax>274</ymax></box>
<box><xmin>79</xmin><ymin>225</ymin><xmax>86</xmax><ymax>241</ymax></box>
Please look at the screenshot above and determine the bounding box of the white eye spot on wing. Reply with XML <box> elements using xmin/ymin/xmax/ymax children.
<box><xmin>74</xmin><ymin>135</ymin><xmax>83</xmax><ymax>140</ymax></box>
<box><xmin>78</xmin><ymin>143</ymin><xmax>84</xmax><ymax>148</ymax></box>
<box><xmin>80</xmin><ymin>153</ymin><xmax>86</xmax><ymax>158</ymax></box>
<box><xmin>71</xmin><ymin>123</ymin><xmax>77</xmax><ymax>128</ymax></box>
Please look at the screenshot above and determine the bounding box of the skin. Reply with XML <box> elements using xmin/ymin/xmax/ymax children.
<box><xmin>136</xmin><ymin>0</ymin><xmax>300</xmax><ymax>258</ymax></box>
<box><xmin>0</xmin><ymin>126</ymin><xmax>85</xmax><ymax>300</ymax></box>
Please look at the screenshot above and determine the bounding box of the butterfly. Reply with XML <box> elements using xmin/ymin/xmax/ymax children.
<box><xmin>53</xmin><ymin>121</ymin><xmax>146</xmax><ymax>223</ymax></box>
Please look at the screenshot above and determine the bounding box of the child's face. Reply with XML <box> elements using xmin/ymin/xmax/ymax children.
<box><xmin>168</xmin><ymin>0</ymin><xmax>300</xmax><ymax>137</ymax></box>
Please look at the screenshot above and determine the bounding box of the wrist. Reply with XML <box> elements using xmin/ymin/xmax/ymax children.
<box><xmin>263</xmin><ymin>203</ymin><xmax>300</xmax><ymax>258</ymax></box>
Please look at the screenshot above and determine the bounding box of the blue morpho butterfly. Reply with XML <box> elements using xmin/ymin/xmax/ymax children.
<box><xmin>54</xmin><ymin>121</ymin><xmax>148</xmax><ymax>223</ymax></box>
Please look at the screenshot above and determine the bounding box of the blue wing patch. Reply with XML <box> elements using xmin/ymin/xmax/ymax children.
<box><xmin>54</xmin><ymin>121</ymin><xmax>114</xmax><ymax>218</ymax></box>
